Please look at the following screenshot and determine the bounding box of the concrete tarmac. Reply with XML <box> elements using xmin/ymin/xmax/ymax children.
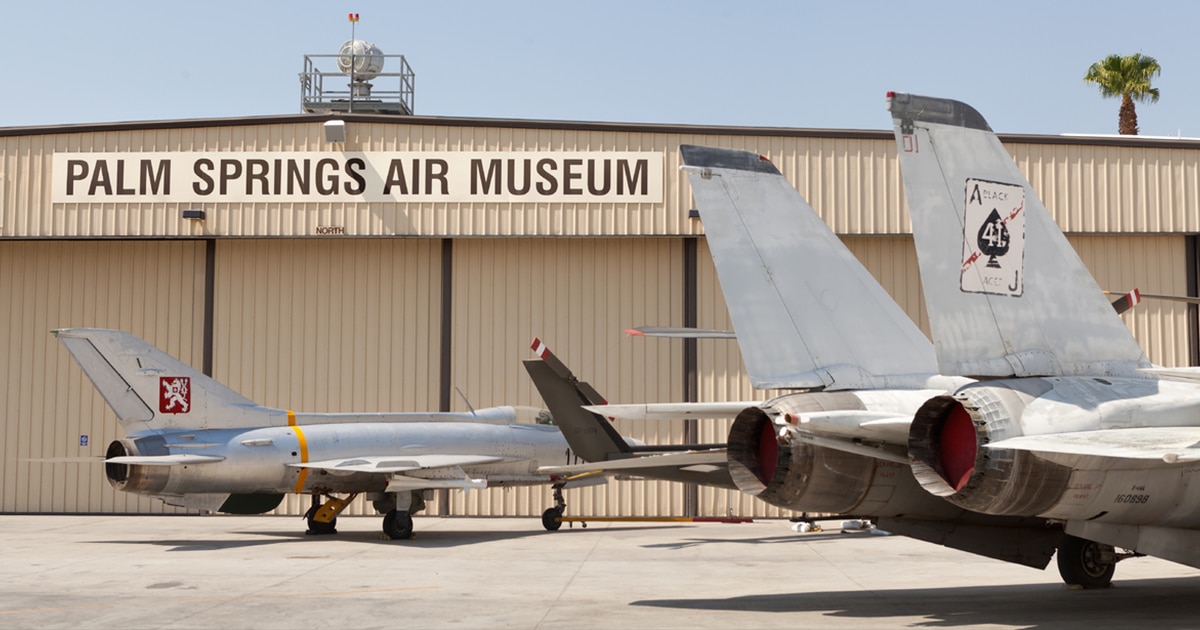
<box><xmin>2</xmin><ymin>514</ymin><xmax>1200</xmax><ymax>630</ymax></box>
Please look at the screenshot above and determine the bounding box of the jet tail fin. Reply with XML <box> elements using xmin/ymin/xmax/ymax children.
<box><xmin>679</xmin><ymin>145</ymin><xmax>938</xmax><ymax>390</ymax></box>
<box><xmin>53</xmin><ymin>328</ymin><xmax>267</xmax><ymax>433</ymax></box>
<box><xmin>524</xmin><ymin>338</ymin><xmax>632</xmax><ymax>462</ymax></box>
<box><xmin>887</xmin><ymin>92</ymin><xmax>1150</xmax><ymax>377</ymax></box>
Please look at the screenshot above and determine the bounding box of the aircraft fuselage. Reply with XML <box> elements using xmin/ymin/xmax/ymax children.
<box><xmin>107</xmin><ymin>421</ymin><xmax>576</xmax><ymax>496</ymax></box>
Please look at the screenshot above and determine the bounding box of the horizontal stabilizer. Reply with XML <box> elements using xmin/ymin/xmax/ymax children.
<box><xmin>582</xmin><ymin>401</ymin><xmax>760</xmax><ymax>421</ymax></box>
<box><xmin>626</xmin><ymin>326</ymin><xmax>736</xmax><ymax>339</ymax></box>
<box><xmin>1106</xmin><ymin>289</ymin><xmax>1200</xmax><ymax>306</ymax></box>
<box><xmin>20</xmin><ymin>456</ymin><xmax>106</xmax><ymax>463</ymax></box>
<box><xmin>1104</xmin><ymin>289</ymin><xmax>1142</xmax><ymax>315</ymax></box>
<box><xmin>294</xmin><ymin>454</ymin><xmax>508</xmax><ymax>473</ymax></box>
<box><xmin>680</xmin><ymin>145</ymin><xmax>938</xmax><ymax>390</ymax></box>
<box><xmin>106</xmin><ymin>454</ymin><xmax>225</xmax><ymax>466</ymax></box>
<box><xmin>987</xmin><ymin>427</ymin><xmax>1200</xmax><ymax>464</ymax></box>
<box><xmin>525</xmin><ymin>338</ymin><xmax>633</xmax><ymax>461</ymax></box>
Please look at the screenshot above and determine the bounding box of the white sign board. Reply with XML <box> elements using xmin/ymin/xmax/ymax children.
<box><xmin>960</xmin><ymin>177</ymin><xmax>1026</xmax><ymax>297</ymax></box>
<box><xmin>52</xmin><ymin>152</ymin><xmax>664</xmax><ymax>204</ymax></box>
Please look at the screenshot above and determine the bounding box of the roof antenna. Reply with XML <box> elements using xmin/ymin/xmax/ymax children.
<box><xmin>454</xmin><ymin>386</ymin><xmax>477</xmax><ymax>416</ymax></box>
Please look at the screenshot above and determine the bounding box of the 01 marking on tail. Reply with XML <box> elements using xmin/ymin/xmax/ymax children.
<box><xmin>890</xmin><ymin>90</ymin><xmax>1200</xmax><ymax>587</ymax></box>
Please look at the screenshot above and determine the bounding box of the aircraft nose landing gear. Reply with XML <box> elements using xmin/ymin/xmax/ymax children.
<box><xmin>304</xmin><ymin>493</ymin><xmax>357</xmax><ymax>535</ymax></box>
<box><xmin>542</xmin><ymin>484</ymin><xmax>567</xmax><ymax>531</ymax></box>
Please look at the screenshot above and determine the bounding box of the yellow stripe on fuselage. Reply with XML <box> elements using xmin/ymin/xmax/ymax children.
<box><xmin>289</xmin><ymin>411</ymin><xmax>310</xmax><ymax>493</ymax></box>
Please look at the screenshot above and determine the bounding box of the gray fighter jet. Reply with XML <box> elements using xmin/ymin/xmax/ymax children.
<box><xmin>889</xmin><ymin>91</ymin><xmax>1200</xmax><ymax>587</ymax></box>
<box><xmin>550</xmin><ymin>145</ymin><xmax>1079</xmax><ymax>574</ymax></box>
<box><xmin>54</xmin><ymin>328</ymin><xmax>612</xmax><ymax>539</ymax></box>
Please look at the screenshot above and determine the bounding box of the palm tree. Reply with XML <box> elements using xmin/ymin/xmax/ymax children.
<box><xmin>1083</xmin><ymin>53</ymin><xmax>1161</xmax><ymax>135</ymax></box>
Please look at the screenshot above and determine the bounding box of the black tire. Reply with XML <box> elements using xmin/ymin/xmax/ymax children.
<box><xmin>542</xmin><ymin>507</ymin><xmax>563</xmax><ymax>531</ymax></box>
<box><xmin>304</xmin><ymin>505</ymin><xmax>337</xmax><ymax>535</ymax></box>
<box><xmin>1057</xmin><ymin>534</ymin><xmax>1115</xmax><ymax>589</ymax></box>
<box><xmin>383</xmin><ymin>509</ymin><xmax>414</xmax><ymax>540</ymax></box>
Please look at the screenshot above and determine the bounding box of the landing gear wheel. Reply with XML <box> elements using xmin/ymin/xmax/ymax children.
<box><xmin>304</xmin><ymin>505</ymin><xmax>337</xmax><ymax>535</ymax></box>
<box><xmin>1057</xmin><ymin>534</ymin><xmax>1115</xmax><ymax>589</ymax></box>
<box><xmin>383</xmin><ymin>509</ymin><xmax>414</xmax><ymax>540</ymax></box>
<box><xmin>542</xmin><ymin>507</ymin><xmax>563</xmax><ymax>531</ymax></box>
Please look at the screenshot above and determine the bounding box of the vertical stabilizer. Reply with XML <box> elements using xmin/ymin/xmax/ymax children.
<box><xmin>679</xmin><ymin>145</ymin><xmax>938</xmax><ymax>390</ymax></box>
<box><xmin>887</xmin><ymin>92</ymin><xmax>1150</xmax><ymax>377</ymax></box>
<box><xmin>53</xmin><ymin>328</ymin><xmax>267</xmax><ymax>432</ymax></box>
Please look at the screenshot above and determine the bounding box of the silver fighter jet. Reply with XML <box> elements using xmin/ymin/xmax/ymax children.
<box><xmin>54</xmin><ymin>328</ymin><xmax>610</xmax><ymax>539</ymax></box>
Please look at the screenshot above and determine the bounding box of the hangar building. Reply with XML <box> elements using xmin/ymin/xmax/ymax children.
<box><xmin>2</xmin><ymin>56</ymin><xmax>1197</xmax><ymax>519</ymax></box>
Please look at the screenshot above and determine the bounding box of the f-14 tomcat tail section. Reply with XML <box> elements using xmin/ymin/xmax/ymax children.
<box><xmin>886</xmin><ymin>93</ymin><xmax>1150</xmax><ymax>378</ymax></box>
<box><xmin>54</xmin><ymin>328</ymin><xmax>265</xmax><ymax>432</ymax></box>
<box><xmin>679</xmin><ymin>145</ymin><xmax>938</xmax><ymax>390</ymax></box>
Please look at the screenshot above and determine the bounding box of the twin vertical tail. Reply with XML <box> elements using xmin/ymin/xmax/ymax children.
<box><xmin>53</xmin><ymin>328</ymin><xmax>264</xmax><ymax>433</ymax></box>
<box><xmin>523</xmin><ymin>338</ymin><xmax>632</xmax><ymax>462</ymax></box>
<box><xmin>678</xmin><ymin>144</ymin><xmax>938</xmax><ymax>390</ymax></box>
<box><xmin>886</xmin><ymin>92</ymin><xmax>1150</xmax><ymax>378</ymax></box>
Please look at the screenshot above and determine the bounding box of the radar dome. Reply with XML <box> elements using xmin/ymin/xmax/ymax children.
<box><xmin>337</xmin><ymin>40</ymin><xmax>385</xmax><ymax>80</ymax></box>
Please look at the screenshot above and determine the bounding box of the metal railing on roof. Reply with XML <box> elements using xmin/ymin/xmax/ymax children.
<box><xmin>300</xmin><ymin>53</ymin><xmax>414</xmax><ymax>115</ymax></box>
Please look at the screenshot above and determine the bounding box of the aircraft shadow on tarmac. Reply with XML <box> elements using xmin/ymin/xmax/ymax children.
<box><xmin>631</xmin><ymin>577</ymin><xmax>1200</xmax><ymax>630</ymax></box>
<box><xmin>641</xmin><ymin>530</ymin><xmax>878</xmax><ymax>550</ymax></box>
<box><xmin>87</xmin><ymin>520</ymin><xmax>693</xmax><ymax>552</ymax></box>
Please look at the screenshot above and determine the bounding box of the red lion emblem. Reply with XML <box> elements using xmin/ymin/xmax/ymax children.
<box><xmin>159</xmin><ymin>377</ymin><xmax>191</xmax><ymax>414</ymax></box>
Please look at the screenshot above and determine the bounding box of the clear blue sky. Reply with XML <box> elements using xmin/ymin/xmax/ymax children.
<box><xmin>3</xmin><ymin>1</ymin><xmax>1195</xmax><ymax>136</ymax></box>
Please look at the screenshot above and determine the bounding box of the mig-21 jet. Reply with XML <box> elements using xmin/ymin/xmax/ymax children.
<box><xmin>53</xmin><ymin>328</ymin><xmax>619</xmax><ymax>539</ymax></box>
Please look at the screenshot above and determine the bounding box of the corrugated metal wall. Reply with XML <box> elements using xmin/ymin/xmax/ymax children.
<box><xmin>446</xmin><ymin>238</ymin><xmax>689</xmax><ymax>517</ymax></box>
<box><xmin>0</xmin><ymin>240</ymin><xmax>205</xmax><ymax>513</ymax></box>
<box><xmin>2</xmin><ymin>117</ymin><xmax>1198</xmax><ymax>518</ymax></box>
<box><xmin>211</xmin><ymin>238</ymin><xmax>442</xmax><ymax>517</ymax></box>
<box><xmin>8</xmin><ymin>121</ymin><xmax>1200</xmax><ymax>238</ymax></box>
<box><xmin>1070</xmin><ymin>234</ymin><xmax>1191</xmax><ymax>367</ymax></box>
<box><xmin>0</xmin><ymin>233</ymin><xmax>1191</xmax><ymax>515</ymax></box>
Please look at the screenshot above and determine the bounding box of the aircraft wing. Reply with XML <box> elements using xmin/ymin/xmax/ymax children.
<box><xmin>986</xmin><ymin>427</ymin><xmax>1200</xmax><ymax>464</ymax></box>
<box><xmin>293</xmin><ymin>454</ymin><xmax>509</xmax><ymax>474</ymax></box>
<box><xmin>538</xmin><ymin>450</ymin><xmax>728</xmax><ymax>476</ymax></box>
<box><xmin>583</xmin><ymin>401</ymin><xmax>762</xmax><ymax>421</ymax></box>
<box><xmin>679</xmin><ymin>144</ymin><xmax>939</xmax><ymax>390</ymax></box>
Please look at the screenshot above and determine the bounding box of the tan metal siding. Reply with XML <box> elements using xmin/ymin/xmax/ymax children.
<box><xmin>211</xmin><ymin>238</ymin><xmax>442</xmax><ymax>516</ymax></box>
<box><xmin>447</xmin><ymin>238</ymin><xmax>687</xmax><ymax>517</ymax></box>
<box><xmin>842</xmin><ymin>236</ymin><xmax>930</xmax><ymax>337</ymax></box>
<box><xmin>8</xmin><ymin>121</ymin><xmax>1200</xmax><ymax>239</ymax></box>
<box><xmin>1014</xmin><ymin>143</ymin><xmax>1200</xmax><ymax>234</ymax></box>
<box><xmin>0</xmin><ymin>240</ymin><xmax>204</xmax><ymax>513</ymax></box>
<box><xmin>1069</xmin><ymin>235</ymin><xmax>1191</xmax><ymax>368</ymax></box>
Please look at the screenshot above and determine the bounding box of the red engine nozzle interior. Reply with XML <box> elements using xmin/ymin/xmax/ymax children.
<box><xmin>939</xmin><ymin>403</ymin><xmax>977</xmax><ymax>491</ymax></box>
